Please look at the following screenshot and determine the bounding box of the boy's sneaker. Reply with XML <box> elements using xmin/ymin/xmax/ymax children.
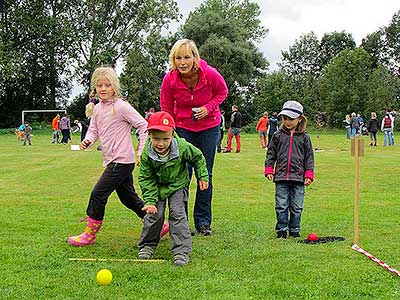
<box><xmin>173</xmin><ymin>253</ymin><xmax>189</xmax><ymax>267</ymax></box>
<box><xmin>276</xmin><ymin>231</ymin><xmax>287</xmax><ymax>239</ymax></box>
<box><xmin>196</xmin><ymin>225</ymin><xmax>212</xmax><ymax>236</ymax></box>
<box><xmin>138</xmin><ymin>246</ymin><xmax>154</xmax><ymax>260</ymax></box>
<box><xmin>289</xmin><ymin>231</ymin><xmax>301</xmax><ymax>238</ymax></box>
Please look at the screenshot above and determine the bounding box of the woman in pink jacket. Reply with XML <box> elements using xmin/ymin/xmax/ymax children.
<box><xmin>160</xmin><ymin>39</ymin><xmax>228</xmax><ymax>236</ymax></box>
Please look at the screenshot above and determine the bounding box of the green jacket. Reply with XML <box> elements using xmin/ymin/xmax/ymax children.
<box><xmin>138</xmin><ymin>134</ymin><xmax>209</xmax><ymax>205</ymax></box>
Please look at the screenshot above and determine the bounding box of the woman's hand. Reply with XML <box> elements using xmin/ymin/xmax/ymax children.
<box><xmin>266</xmin><ymin>174</ymin><xmax>274</xmax><ymax>181</ymax></box>
<box><xmin>198</xmin><ymin>180</ymin><xmax>209</xmax><ymax>190</ymax></box>
<box><xmin>194</xmin><ymin>106</ymin><xmax>209</xmax><ymax>120</ymax></box>
<box><xmin>304</xmin><ymin>178</ymin><xmax>312</xmax><ymax>186</ymax></box>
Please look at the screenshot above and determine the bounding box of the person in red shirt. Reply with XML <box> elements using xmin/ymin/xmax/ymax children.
<box><xmin>51</xmin><ymin>114</ymin><xmax>60</xmax><ymax>143</ymax></box>
<box><xmin>256</xmin><ymin>112</ymin><xmax>268</xmax><ymax>148</ymax></box>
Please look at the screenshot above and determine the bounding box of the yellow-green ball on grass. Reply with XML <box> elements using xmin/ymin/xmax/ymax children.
<box><xmin>96</xmin><ymin>269</ymin><xmax>112</xmax><ymax>286</ymax></box>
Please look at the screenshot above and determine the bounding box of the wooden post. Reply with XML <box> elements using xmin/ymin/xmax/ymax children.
<box><xmin>351</xmin><ymin>136</ymin><xmax>364</xmax><ymax>244</ymax></box>
<box><xmin>353</xmin><ymin>135</ymin><xmax>360</xmax><ymax>244</ymax></box>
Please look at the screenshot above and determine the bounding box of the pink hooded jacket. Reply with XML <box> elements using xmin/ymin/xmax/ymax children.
<box><xmin>84</xmin><ymin>98</ymin><xmax>148</xmax><ymax>167</ymax></box>
<box><xmin>160</xmin><ymin>59</ymin><xmax>228</xmax><ymax>132</ymax></box>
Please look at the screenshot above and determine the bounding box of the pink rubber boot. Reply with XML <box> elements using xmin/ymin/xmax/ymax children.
<box><xmin>160</xmin><ymin>221</ymin><xmax>170</xmax><ymax>239</ymax></box>
<box><xmin>67</xmin><ymin>216</ymin><xmax>103</xmax><ymax>246</ymax></box>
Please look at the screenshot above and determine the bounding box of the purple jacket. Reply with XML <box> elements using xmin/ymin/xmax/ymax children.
<box><xmin>160</xmin><ymin>59</ymin><xmax>228</xmax><ymax>132</ymax></box>
<box><xmin>84</xmin><ymin>98</ymin><xmax>148</xmax><ymax>167</ymax></box>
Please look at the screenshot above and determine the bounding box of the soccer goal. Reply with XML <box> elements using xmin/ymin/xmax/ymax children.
<box><xmin>21</xmin><ymin>109</ymin><xmax>67</xmax><ymax>124</ymax></box>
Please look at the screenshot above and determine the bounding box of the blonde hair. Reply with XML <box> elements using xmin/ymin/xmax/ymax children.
<box><xmin>371</xmin><ymin>112</ymin><xmax>377</xmax><ymax>119</ymax></box>
<box><xmin>280</xmin><ymin>115</ymin><xmax>308</xmax><ymax>133</ymax></box>
<box><xmin>89</xmin><ymin>67</ymin><xmax>121</xmax><ymax>115</ymax></box>
<box><xmin>169</xmin><ymin>39</ymin><xmax>200</xmax><ymax>71</ymax></box>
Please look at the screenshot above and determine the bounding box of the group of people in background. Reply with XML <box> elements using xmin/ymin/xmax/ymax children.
<box><xmin>344</xmin><ymin>110</ymin><xmax>396</xmax><ymax>146</ymax></box>
<box><xmin>51</xmin><ymin>113</ymin><xmax>89</xmax><ymax>144</ymax></box>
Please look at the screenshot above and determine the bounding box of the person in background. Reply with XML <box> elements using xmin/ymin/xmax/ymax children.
<box><xmin>381</xmin><ymin>110</ymin><xmax>394</xmax><ymax>146</ymax></box>
<box><xmin>343</xmin><ymin>114</ymin><xmax>351</xmax><ymax>139</ymax></box>
<box><xmin>138</xmin><ymin>111</ymin><xmax>209</xmax><ymax>266</ymax></box>
<box><xmin>51</xmin><ymin>114</ymin><xmax>60</xmax><ymax>144</ymax></box>
<box><xmin>67</xmin><ymin>67</ymin><xmax>149</xmax><ymax>247</ymax></box>
<box><xmin>144</xmin><ymin>107</ymin><xmax>156</xmax><ymax>120</ymax></box>
<box><xmin>267</xmin><ymin>112</ymin><xmax>279</xmax><ymax>148</ymax></box>
<box><xmin>23</xmin><ymin>121</ymin><xmax>32</xmax><ymax>146</ymax></box>
<box><xmin>256</xmin><ymin>111</ymin><xmax>268</xmax><ymax>148</ymax></box>
<box><xmin>265</xmin><ymin>100</ymin><xmax>314</xmax><ymax>239</ymax></box>
<box><xmin>366</xmin><ymin>112</ymin><xmax>378</xmax><ymax>146</ymax></box>
<box><xmin>16</xmin><ymin>123</ymin><xmax>25</xmax><ymax>142</ymax></box>
<box><xmin>350</xmin><ymin>112</ymin><xmax>359</xmax><ymax>137</ymax></box>
<box><xmin>224</xmin><ymin>105</ymin><xmax>242</xmax><ymax>153</ymax></box>
<box><xmin>216</xmin><ymin>110</ymin><xmax>225</xmax><ymax>153</ymax></box>
<box><xmin>60</xmin><ymin>113</ymin><xmax>71</xmax><ymax>144</ymax></box>
<box><xmin>160</xmin><ymin>38</ymin><xmax>228</xmax><ymax>236</ymax></box>
<box><xmin>357</xmin><ymin>113</ymin><xmax>364</xmax><ymax>135</ymax></box>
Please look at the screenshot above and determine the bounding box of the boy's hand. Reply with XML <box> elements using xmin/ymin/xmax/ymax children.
<box><xmin>142</xmin><ymin>205</ymin><xmax>157</xmax><ymax>214</ymax></box>
<box><xmin>266</xmin><ymin>174</ymin><xmax>274</xmax><ymax>181</ymax></box>
<box><xmin>198</xmin><ymin>180</ymin><xmax>209</xmax><ymax>190</ymax></box>
<box><xmin>80</xmin><ymin>139</ymin><xmax>91</xmax><ymax>150</ymax></box>
<box><xmin>304</xmin><ymin>178</ymin><xmax>312</xmax><ymax>186</ymax></box>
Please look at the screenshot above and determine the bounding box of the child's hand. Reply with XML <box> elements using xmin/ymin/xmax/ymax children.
<box><xmin>198</xmin><ymin>180</ymin><xmax>209</xmax><ymax>190</ymax></box>
<box><xmin>266</xmin><ymin>174</ymin><xmax>274</xmax><ymax>181</ymax></box>
<box><xmin>142</xmin><ymin>205</ymin><xmax>157</xmax><ymax>214</ymax></box>
<box><xmin>80</xmin><ymin>139</ymin><xmax>91</xmax><ymax>150</ymax></box>
<box><xmin>305</xmin><ymin>178</ymin><xmax>312</xmax><ymax>186</ymax></box>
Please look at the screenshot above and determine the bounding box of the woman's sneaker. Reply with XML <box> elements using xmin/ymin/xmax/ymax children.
<box><xmin>196</xmin><ymin>225</ymin><xmax>212</xmax><ymax>236</ymax></box>
<box><xmin>173</xmin><ymin>253</ymin><xmax>189</xmax><ymax>266</ymax></box>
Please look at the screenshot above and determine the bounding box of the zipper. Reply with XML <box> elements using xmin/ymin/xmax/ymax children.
<box><xmin>286</xmin><ymin>132</ymin><xmax>294</xmax><ymax>180</ymax></box>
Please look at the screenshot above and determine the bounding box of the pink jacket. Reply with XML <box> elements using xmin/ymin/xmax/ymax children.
<box><xmin>85</xmin><ymin>98</ymin><xmax>148</xmax><ymax>167</ymax></box>
<box><xmin>160</xmin><ymin>59</ymin><xmax>228</xmax><ymax>132</ymax></box>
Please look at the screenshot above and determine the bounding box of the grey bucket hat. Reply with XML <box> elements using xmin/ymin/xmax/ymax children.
<box><xmin>278</xmin><ymin>100</ymin><xmax>303</xmax><ymax>119</ymax></box>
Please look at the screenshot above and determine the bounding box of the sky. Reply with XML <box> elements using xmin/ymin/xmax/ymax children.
<box><xmin>173</xmin><ymin>0</ymin><xmax>400</xmax><ymax>70</ymax></box>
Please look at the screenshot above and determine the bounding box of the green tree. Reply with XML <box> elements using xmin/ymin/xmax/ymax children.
<box><xmin>365</xmin><ymin>64</ymin><xmax>399</xmax><ymax>115</ymax></box>
<box><xmin>69</xmin><ymin>0</ymin><xmax>179</xmax><ymax>89</ymax></box>
<box><xmin>361</xmin><ymin>30</ymin><xmax>389</xmax><ymax>69</ymax></box>
<box><xmin>121</xmin><ymin>33</ymin><xmax>171</xmax><ymax>114</ymax></box>
<box><xmin>279</xmin><ymin>32</ymin><xmax>321</xmax><ymax>81</ymax></box>
<box><xmin>254</xmin><ymin>71</ymin><xmax>295</xmax><ymax>116</ymax></box>
<box><xmin>384</xmin><ymin>10</ymin><xmax>400</xmax><ymax>76</ymax></box>
<box><xmin>319</xmin><ymin>31</ymin><xmax>356</xmax><ymax>67</ymax></box>
<box><xmin>181</xmin><ymin>0</ymin><xmax>268</xmax><ymax>122</ymax></box>
<box><xmin>319</xmin><ymin>48</ymin><xmax>373</xmax><ymax>126</ymax></box>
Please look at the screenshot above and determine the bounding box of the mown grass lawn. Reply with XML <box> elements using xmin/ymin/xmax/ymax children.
<box><xmin>1</xmin><ymin>130</ymin><xmax>399</xmax><ymax>299</ymax></box>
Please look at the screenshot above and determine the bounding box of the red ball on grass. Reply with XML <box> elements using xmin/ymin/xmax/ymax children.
<box><xmin>307</xmin><ymin>233</ymin><xmax>319</xmax><ymax>241</ymax></box>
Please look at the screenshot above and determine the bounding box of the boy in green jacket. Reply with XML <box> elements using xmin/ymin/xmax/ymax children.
<box><xmin>138</xmin><ymin>111</ymin><xmax>209</xmax><ymax>266</ymax></box>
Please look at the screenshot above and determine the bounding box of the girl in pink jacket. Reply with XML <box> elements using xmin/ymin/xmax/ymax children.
<box><xmin>160</xmin><ymin>39</ymin><xmax>228</xmax><ymax>236</ymax></box>
<box><xmin>67</xmin><ymin>67</ymin><xmax>148</xmax><ymax>247</ymax></box>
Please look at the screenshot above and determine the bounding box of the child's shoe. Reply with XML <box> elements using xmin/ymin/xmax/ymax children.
<box><xmin>173</xmin><ymin>253</ymin><xmax>189</xmax><ymax>266</ymax></box>
<box><xmin>67</xmin><ymin>216</ymin><xmax>103</xmax><ymax>246</ymax></box>
<box><xmin>160</xmin><ymin>221</ymin><xmax>170</xmax><ymax>239</ymax></box>
<box><xmin>289</xmin><ymin>231</ymin><xmax>301</xmax><ymax>238</ymax></box>
<box><xmin>138</xmin><ymin>246</ymin><xmax>154</xmax><ymax>260</ymax></box>
<box><xmin>276</xmin><ymin>230</ymin><xmax>287</xmax><ymax>239</ymax></box>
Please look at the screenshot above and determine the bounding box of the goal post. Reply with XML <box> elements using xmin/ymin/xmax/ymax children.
<box><xmin>21</xmin><ymin>109</ymin><xmax>67</xmax><ymax>125</ymax></box>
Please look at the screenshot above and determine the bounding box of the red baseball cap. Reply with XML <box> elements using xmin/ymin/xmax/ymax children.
<box><xmin>147</xmin><ymin>111</ymin><xmax>176</xmax><ymax>131</ymax></box>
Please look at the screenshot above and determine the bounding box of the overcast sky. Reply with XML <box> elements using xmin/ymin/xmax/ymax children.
<box><xmin>173</xmin><ymin>0</ymin><xmax>399</xmax><ymax>70</ymax></box>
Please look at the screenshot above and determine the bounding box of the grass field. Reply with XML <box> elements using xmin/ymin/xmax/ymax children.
<box><xmin>1</xmin><ymin>130</ymin><xmax>400</xmax><ymax>299</ymax></box>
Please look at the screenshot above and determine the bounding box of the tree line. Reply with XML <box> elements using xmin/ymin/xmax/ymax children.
<box><xmin>1</xmin><ymin>0</ymin><xmax>399</xmax><ymax>128</ymax></box>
